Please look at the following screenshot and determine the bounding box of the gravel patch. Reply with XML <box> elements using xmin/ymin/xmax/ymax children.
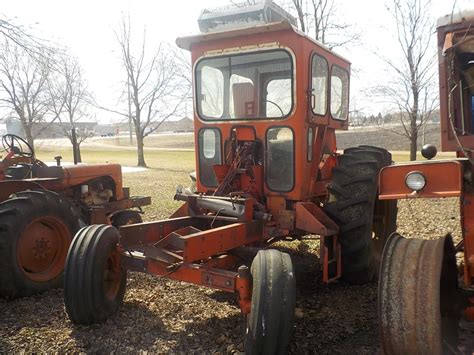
<box><xmin>0</xmin><ymin>197</ymin><xmax>461</xmax><ymax>353</ymax></box>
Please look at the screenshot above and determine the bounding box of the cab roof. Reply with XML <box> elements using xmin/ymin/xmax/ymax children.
<box><xmin>175</xmin><ymin>21</ymin><xmax>351</xmax><ymax>65</ymax></box>
<box><xmin>437</xmin><ymin>10</ymin><xmax>474</xmax><ymax>29</ymax></box>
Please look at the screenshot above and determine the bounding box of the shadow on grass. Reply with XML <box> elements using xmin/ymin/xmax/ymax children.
<box><xmin>0</xmin><ymin>339</ymin><xmax>13</xmax><ymax>353</ymax></box>
<box><xmin>68</xmin><ymin>300</ymin><xmax>245</xmax><ymax>353</ymax></box>
<box><xmin>68</xmin><ymin>300</ymin><xmax>168</xmax><ymax>352</ymax></box>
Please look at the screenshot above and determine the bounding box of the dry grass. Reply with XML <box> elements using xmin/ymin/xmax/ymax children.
<box><xmin>36</xmin><ymin>147</ymin><xmax>195</xmax><ymax>171</ymax></box>
<box><xmin>96</xmin><ymin>133</ymin><xmax>195</xmax><ymax>149</ymax></box>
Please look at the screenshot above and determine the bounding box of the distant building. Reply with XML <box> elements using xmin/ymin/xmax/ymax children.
<box><xmin>5</xmin><ymin>119</ymin><xmax>98</xmax><ymax>139</ymax></box>
<box><xmin>95</xmin><ymin>124</ymin><xmax>120</xmax><ymax>137</ymax></box>
<box><xmin>154</xmin><ymin>117</ymin><xmax>194</xmax><ymax>133</ymax></box>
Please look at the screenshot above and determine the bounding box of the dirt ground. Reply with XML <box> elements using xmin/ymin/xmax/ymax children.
<box><xmin>0</xmin><ymin>175</ymin><xmax>461</xmax><ymax>354</ymax></box>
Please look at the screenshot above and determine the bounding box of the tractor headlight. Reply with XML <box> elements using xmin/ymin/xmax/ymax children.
<box><xmin>405</xmin><ymin>171</ymin><xmax>426</xmax><ymax>191</ymax></box>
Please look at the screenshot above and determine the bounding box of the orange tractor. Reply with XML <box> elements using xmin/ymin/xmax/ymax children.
<box><xmin>63</xmin><ymin>2</ymin><xmax>396</xmax><ymax>352</ymax></box>
<box><xmin>0</xmin><ymin>133</ymin><xmax>151</xmax><ymax>299</ymax></box>
<box><xmin>377</xmin><ymin>11</ymin><xmax>474</xmax><ymax>354</ymax></box>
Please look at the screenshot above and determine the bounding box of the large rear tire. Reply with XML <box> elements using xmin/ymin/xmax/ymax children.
<box><xmin>245</xmin><ymin>249</ymin><xmax>296</xmax><ymax>355</ymax></box>
<box><xmin>64</xmin><ymin>224</ymin><xmax>127</xmax><ymax>324</ymax></box>
<box><xmin>378</xmin><ymin>233</ymin><xmax>458</xmax><ymax>354</ymax></box>
<box><xmin>0</xmin><ymin>190</ymin><xmax>81</xmax><ymax>298</ymax></box>
<box><xmin>323</xmin><ymin>146</ymin><xmax>396</xmax><ymax>283</ymax></box>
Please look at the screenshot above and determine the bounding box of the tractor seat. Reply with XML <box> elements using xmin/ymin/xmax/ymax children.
<box><xmin>5</xmin><ymin>164</ymin><xmax>32</xmax><ymax>180</ymax></box>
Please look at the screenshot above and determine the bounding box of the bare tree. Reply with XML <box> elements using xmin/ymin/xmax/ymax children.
<box><xmin>292</xmin><ymin>0</ymin><xmax>307</xmax><ymax>33</ymax></box>
<box><xmin>0</xmin><ymin>40</ymin><xmax>53</xmax><ymax>150</ymax></box>
<box><xmin>48</xmin><ymin>54</ymin><xmax>92</xmax><ymax>162</ymax></box>
<box><xmin>374</xmin><ymin>0</ymin><xmax>438</xmax><ymax>161</ymax></box>
<box><xmin>114</xmin><ymin>15</ymin><xmax>189</xmax><ymax>167</ymax></box>
<box><xmin>227</xmin><ymin>0</ymin><xmax>358</xmax><ymax>48</ymax></box>
<box><xmin>0</xmin><ymin>15</ymin><xmax>61</xmax><ymax>70</ymax></box>
<box><xmin>0</xmin><ymin>17</ymin><xmax>43</xmax><ymax>58</ymax></box>
<box><xmin>284</xmin><ymin>0</ymin><xmax>359</xmax><ymax>49</ymax></box>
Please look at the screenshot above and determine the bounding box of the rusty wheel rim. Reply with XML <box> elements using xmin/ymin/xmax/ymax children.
<box><xmin>17</xmin><ymin>217</ymin><xmax>70</xmax><ymax>282</ymax></box>
<box><xmin>103</xmin><ymin>249</ymin><xmax>122</xmax><ymax>301</ymax></box>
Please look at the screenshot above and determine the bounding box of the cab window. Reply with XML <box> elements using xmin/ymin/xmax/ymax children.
<box><xmin>331</xmin><ymin>65</ymin><xmax>349</xmax><ymax>120</ymax></box>
<box><xmin>311</xmin><ymin>54</ymin><xmax>328</xmax><ymax>115</ymax></box>
<box><xmin>266</xmin><ymin>127</ymin><xmax>294</xmax><ymax>191</ymax></box>
<box><xmin>196</xmin><ymin>49</ymin><xmax>294</xmax><ymax>120</ymax></box>
<box><xmin>198</xmin><ymin>128</ymin><xmax>221</xmax><ymax>187</ymax></box>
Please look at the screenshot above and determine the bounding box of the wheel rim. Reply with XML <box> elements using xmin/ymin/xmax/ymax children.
<box><xmin>103</xmin><ymin>249</ymin><xmax>122</xmax><ymax>301</ymax></box>
<box><xmin>17</xmin><ymin>217</ymin><xmax>70</xmax><ymax>282</ymax></box>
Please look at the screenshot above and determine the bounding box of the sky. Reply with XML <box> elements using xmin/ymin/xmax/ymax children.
<box><xmin>1</xmin><ymin>0</ymin><xmax>473</xmax><ymax>122</ymax></box>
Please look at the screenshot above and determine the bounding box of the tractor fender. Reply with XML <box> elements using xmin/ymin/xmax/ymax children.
<box><xmin>0</xmin><ymin>180</ymin><xmax>45</xmax><ymax>203</ymax></box>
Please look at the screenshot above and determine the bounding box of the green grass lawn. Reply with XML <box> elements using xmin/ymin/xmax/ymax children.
<box><xmin>96</xmin><ymin>133</ymin><xmax>195</xmax><ymax>149</ymax></box>
<box><xmin>36</xmin><ymin>147</ymin><xmax>195</xmax><ymax>171</ymax></box>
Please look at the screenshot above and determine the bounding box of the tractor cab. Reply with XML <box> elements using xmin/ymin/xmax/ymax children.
<box><xmin>376</xmin><ymin>11</ymin><xmax>474</xmax><ymax>354</ymax></box>
<box><xmin>438</xmin><ymin>11</ymin><xmax>474</xmax><ymax>153</ymax></box>
<box><xmin>177</xmin><ymin>1</ymin><xmax>351</xmax><ymax>207</ymax></box>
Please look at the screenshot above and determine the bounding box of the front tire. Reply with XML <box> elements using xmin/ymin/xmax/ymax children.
<box><xmin>245</xmin><ymin>249</ymin><xmax>296</xmax><ymax>354</ymax></box>
<box><xmin>0</xmin><ymin>190</ymin><xmax>81</xmax><ymax>298</ymax></box>
<box><xmin>64</xmin><ymin>224</ymin><xmax>127</xmax><ymax>324</ymax></box>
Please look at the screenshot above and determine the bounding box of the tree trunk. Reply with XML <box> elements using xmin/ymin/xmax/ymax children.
<box><xmin>136</xmin><ymin>132</ymin><xmax>146</xmax><ymax>167</ymax></box>
<box><xmin>409</xmin><ymin>135</ymin><xmax>417</xmax><ymax>161</ymax></box>
<box><xmin>76</xmin><ymin>144</ymin><xmax>82</xmax><ymax>163</ymax></box>
<box><xmin>410</xmin><ymin>85</ymin><xmax>419</xmax><ymax>161</ymax></box>
<box><xmin>24</xmin><ymin>124</ymin><xmax>35</xmax><ymax>152</ymax></box>
<box><xmin>410</xmin><ymin>114</ymin><xmax>418</xmax><ymax>161</ymax></box>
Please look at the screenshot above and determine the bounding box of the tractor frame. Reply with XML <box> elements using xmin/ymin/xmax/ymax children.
<box><xmin>63</xmin><ymin>3</ymin><xmax>395</xmax><ymax>352</ymax></box>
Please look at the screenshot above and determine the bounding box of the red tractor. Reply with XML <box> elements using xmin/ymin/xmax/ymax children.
<box><xmin>0</xmin><ymin>133</ymin><xmax>150</xmax><ymax>299</ymax></box>
<box><xmin>63</xmin><ymin>3</ymin><xmax>396</xmax><ymax>352</ymax></box>
<box><xmin>377</xmin><ymin>11</ymin><xmax>474</xmax><ymax>354</ymax></box>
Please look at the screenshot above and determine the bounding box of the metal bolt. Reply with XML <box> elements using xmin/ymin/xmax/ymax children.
<box><xmin>238</xmin><ymin>265</ymin><xmax>250</xmax><ymax>278</ymax></box>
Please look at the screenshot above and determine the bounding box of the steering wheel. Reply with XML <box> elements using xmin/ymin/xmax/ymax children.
<box><xmin>266</xmin><ymin>99</ymin><xmax>285</xmax><ymax>117</ymax></box>
<box><xmin>2</xmin><ymin>134</ymin><xmax>34</xmax><ymax>158</ymax></box>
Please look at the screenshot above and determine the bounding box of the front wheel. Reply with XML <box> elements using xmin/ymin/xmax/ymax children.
<box><xmin>64</xmin><ymin>224</ymin><xmax>127</xmax><ymax>324</ymax></box>
<box><xmin>245</xmin><ymin>249</ymin><xmax>296</xmax><ymax>354</ymax></box>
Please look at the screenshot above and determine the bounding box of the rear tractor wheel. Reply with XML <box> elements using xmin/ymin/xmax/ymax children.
<box><xmin>379</xmin><ymin>233</ymin><xmax>459</xmax><ymax>354</ymax></box>
<box><xmin>323</xmin><ymin>145</ymin><xmax>397</xmax><ymax>284</ymax></box>
<box><xmin>0</xmin><ymin>190</ymin><xmax>81</xmax><ymax>298</ymax></box>
<box><xmin>245</xmin><ymin>249</ymin><xmax>296</xmax><ymax>354</ymax></box>
<box><xmin>64</xmin><ymin>224</ymin><xmax>127</xmax><ymax>324</ymax></box>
